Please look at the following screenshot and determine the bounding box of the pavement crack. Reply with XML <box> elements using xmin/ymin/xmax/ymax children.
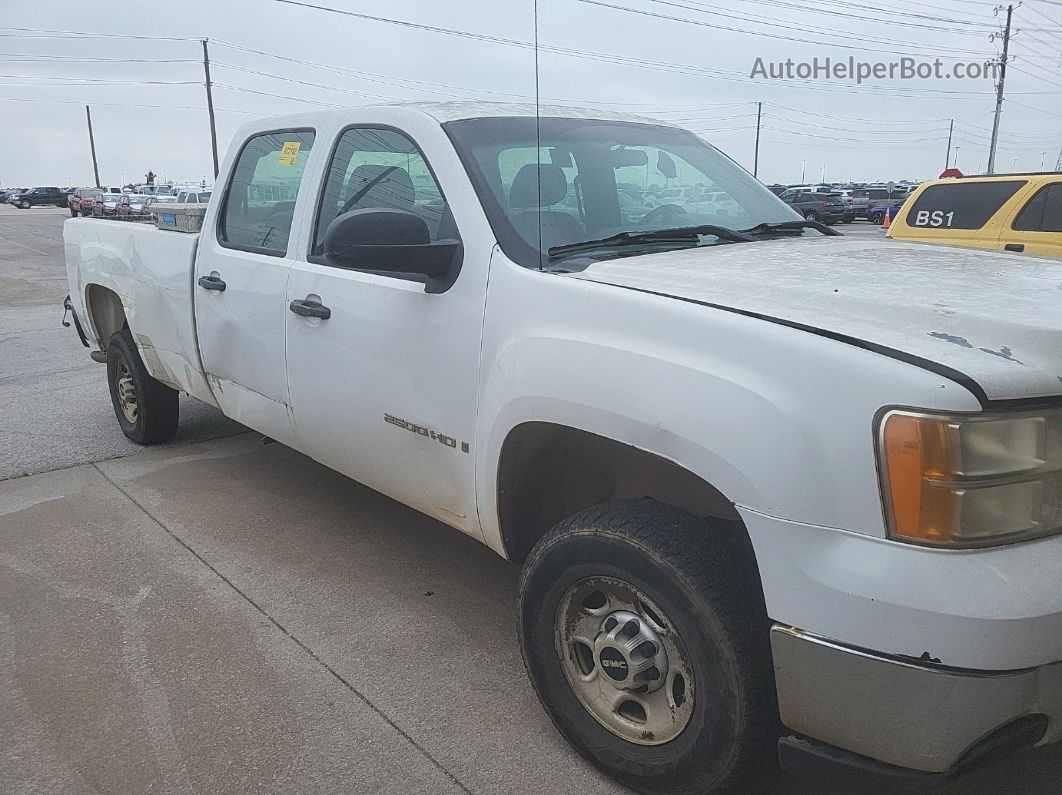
<box><xmin>89</xmin><ymin>462</ymin><xmax>473</xmax><ymax>794</ymax></box>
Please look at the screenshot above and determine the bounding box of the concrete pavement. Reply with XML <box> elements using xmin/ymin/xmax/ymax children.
<box><xmin>2</xmin><ymin>207</ymin><xmax>1061</xmax><ymax>793</ymax></box>
<box><xmin>0</xmin><ymin>206</ymin><xmax>242</xmax><ymax>480</ymax></box>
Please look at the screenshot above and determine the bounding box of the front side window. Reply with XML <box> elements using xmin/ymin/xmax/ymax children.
<box><xmin>312</xmin><ymin>127</ymin><xmax>450</xmax><ymax>258</ymax></box>
<box><xmin>1013</xmin><ymin>183</ymin><xmax>1062</xmax><ymax>233</ymax></box>
<box><xmin>219</xmin><ymin>130</ymin><xmax>315</xmax><ymax>256</ymax></box>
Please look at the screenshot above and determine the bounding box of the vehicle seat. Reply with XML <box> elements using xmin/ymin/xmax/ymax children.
<box><xmin>341</xmin><ymin>164</ymin><xmax>415</xmax><ymax>213</ymax></box>
<box><xmin>508</xmin><ymin>164</ymin><xmax>584</xmax><ymax>251</ymax></box>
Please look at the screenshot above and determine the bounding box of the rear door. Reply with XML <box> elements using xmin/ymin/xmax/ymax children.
<box><xmin>999</xmin><ymin>181</ymin><xmax>1062</xmax><ymax>258</ymax></box>
<box><xmin>194</xmin><ymin>128</ymin><xmax>316</xmax><ymax>444</ymax></box>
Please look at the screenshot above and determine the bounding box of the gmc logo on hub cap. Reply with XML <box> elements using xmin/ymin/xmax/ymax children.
<box><xmin>599</xmin><ymin>647</ymin><xmax>629</xmax><ymax>681</ymax></box>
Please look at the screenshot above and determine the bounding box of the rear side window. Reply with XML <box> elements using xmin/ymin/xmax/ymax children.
<box><xmin>219</xmin><ymin>130</ymin><xmax>315</xmax><ymax>256</ymax></box>
<box><xmin>907</xmin><ymin>181</ymin><xmax>1025</xmax><ymax>230</ymax></box>
<box><xmin>1013</xmin><ymin>183</ymin><xmax>1062</xmax><ymax>233</ymax></box>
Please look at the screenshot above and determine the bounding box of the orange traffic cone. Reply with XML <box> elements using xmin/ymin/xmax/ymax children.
<box><xmin>881</xmin><ymin>207</ymin><xmax>892</xmax><ymax>229</ymax></box>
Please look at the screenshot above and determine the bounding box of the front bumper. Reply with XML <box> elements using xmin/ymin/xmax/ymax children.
<box><xmin>772</xmin><ymin>625</ymin><xmax>1062</xmax><ymax>774</ymax></box>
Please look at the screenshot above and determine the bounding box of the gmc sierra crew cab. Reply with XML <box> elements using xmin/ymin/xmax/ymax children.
<box><xmin>63</xmin><ymin>103</ymin><xmax>1062</xmax><ymax>793</ymax></box>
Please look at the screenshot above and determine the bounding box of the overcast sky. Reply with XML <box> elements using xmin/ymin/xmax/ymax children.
<box><xmin>0</xmin><ymin>0</ymin><xmax>1058</xmax><ymax>187</ymax></box>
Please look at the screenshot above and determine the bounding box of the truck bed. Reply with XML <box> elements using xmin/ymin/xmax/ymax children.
<box><xmin>63</xmin><ymin>218</ymin><xmax>217</xmax><ymax>406</ymax></box>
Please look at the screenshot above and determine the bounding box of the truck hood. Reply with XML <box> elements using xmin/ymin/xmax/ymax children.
<box><xmin>570</xmin><ymin>237</ymin><xmax>1062</xmax><ymax>403</ymax></box>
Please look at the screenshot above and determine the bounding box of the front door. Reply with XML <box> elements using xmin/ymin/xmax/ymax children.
<box><xmin>284</xmin><ymin>125</ymin><xmax>486</xmax><ymax>534</ymax></box>
<box><xmin>194</xmin><ymin>128</ymin><xmax>317</xmax><ymax>444</ymax></box>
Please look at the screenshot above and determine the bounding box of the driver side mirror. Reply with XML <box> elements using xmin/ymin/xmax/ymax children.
<box><xmin>322</xmin><ymin>208</ymin><xmax>462</xmax><ymax>294</ymax></box>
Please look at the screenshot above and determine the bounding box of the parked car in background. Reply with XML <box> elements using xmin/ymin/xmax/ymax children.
<box><xmin>176</xmin><ymin>189</ymin><xmax>212</xmax><ymax>203</ymax></box>
<box><xmin>765</xmin><ymin>184</ymin><xmax>788</xmax><ymax>196</ymax></box>
<box><xmin>867</xmin><ymin>199</ymin><xmax>907</xmax><ymax>225</ymax></box>
<box><xmin>13</xmin><ymin>186</ymin><xmax>67</xmax><ymax>209</ymax></box>
<box><xmin>68</xmin><ymin>188</ymin><xmax>102</xmax><ymax>217</ymax></box>
<box><xmin>116</xmin><ymin>194</ymin><xmax>152</xmax><ymax>218</ymax></box>
<box><xmin>142</xmin><ymin>194</ymin><xmax>178</xmax><ymax>218</ymax></box>
<box><xmin>93</xmin><ymin>193</ymin><xmax>122</xmax><ymax>217</ymax></box>
<box><xmin>830</xmin><ymin>190</ymin><xmax>869</xmax><ymax>221</ymax></box>
<box><xmin>888</xmin><ymin>173</ymin><xmax>1062</xmax><ymax>257</ymax></box>
<box><xmin>779</xmin><ymin>190</ymin><xmax>847</xmax><ymax>224</ymax></box>
<box><xmin>852</xmin><ymin>187</ymin><xmax>906</xmax><ymax>212</ymax></box>
<box><xmin>0</xmin><ymin>188</ymin><xmax>21</xmax><ymax>203</ymax></box>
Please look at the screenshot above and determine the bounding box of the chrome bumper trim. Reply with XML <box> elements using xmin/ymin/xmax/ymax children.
<box><xmin>771</xmin><ymin>625</ymin><xmax>1062</xmax><ymax>773</ymax></box>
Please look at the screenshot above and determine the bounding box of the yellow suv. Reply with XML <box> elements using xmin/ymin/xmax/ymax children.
<box><xmin>887</xmin><ymin>173</ymin><xmax>1062</xmax><ymax>257</ymax></box>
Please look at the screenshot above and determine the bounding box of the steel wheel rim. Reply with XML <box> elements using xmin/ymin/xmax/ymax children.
<box><xmin>115</xmin><ymin>356</ymin><xmax>138</xmax><ymax>424</ymax></box>
<box><xmin>555</xmin><ymin>576</ymin><xmax>695</xmax><ymax>746</ymax></box>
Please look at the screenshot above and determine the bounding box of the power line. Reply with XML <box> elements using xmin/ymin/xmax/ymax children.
<box><xmin>0</xmin><ymin>95</ymin><xmax>257</xmax><ymax>113</ymax></box>
<box><xmin>657</xmin><ymin>0</ymin><xmax>994</xmax><ymax>36</ymax></box>
<box><xmin>581</xmin><ymin>0</ymin><xmax>996</xmax><ymax>58</ymax></box>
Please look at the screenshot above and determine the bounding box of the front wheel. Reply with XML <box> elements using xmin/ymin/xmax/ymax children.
<box><xmin>70</xmin><ymin>206</ymin><xmax>78</xmax><ymax>218</ymax></box>
<box><xmin>19</xmin><ymin>200</ymin><xmax>30</xmax><ymax>209</ymax></box>
<box><xmin>106</xmin><ymin>328</ymin><xmax>179</xmax><ymax>444</ymax></box>
<box><xmin>519</xmin><ymin>499</ymin><xmax>775</xmax><ymax>794</ymax></box>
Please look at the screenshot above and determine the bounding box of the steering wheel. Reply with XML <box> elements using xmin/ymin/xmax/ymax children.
<box><xmin>639</xmin><ymin>203</ymin><xmax>688</xmax><ymax>228</ymax></box>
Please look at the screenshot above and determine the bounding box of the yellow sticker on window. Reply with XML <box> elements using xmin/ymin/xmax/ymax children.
<box><xmin>278</xmin><ymin>141</ymin><xmax>302</xmax><ymax>166</ymax></box>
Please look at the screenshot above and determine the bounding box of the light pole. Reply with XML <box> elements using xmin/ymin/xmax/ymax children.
<box><xmin>800</xmin><ymin>159</ymin><xmax>806</xmax><ymax>183</ymax></box>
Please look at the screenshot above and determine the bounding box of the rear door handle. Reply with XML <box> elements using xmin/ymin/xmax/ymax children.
<box><xmin>289</xmin><ymin>298</ymin><xmax>331</xmax><ymax>320</ymax></box>
<box><xmin>197</xmin><ymin>274</ymin><xmax>227</xmax><ymax>291</ymax></box>
<box><xmin>1004</xmin><ymin>243</ymin><xmax>1025</xmax><ymax>253</ymax></box>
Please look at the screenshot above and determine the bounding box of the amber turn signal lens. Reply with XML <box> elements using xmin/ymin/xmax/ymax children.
<box><xmin>881</xmin><ymin>413</ymin><xmax>959</xmax><ymax>543</ymax></box>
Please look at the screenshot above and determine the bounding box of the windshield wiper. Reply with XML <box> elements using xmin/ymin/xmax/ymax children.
<box><xmin>548</xmin><ymin>224</ymin><xmax>754</xmax><ymax>258</ymax></box>
<box><xmin>741</xmin><ymin>220</ymin><xmax>841</xmax><ymax>236</ymax></box>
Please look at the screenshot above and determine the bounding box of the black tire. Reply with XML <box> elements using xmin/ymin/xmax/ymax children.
<box><xmin>519</xmin><ymin>499</ymin><xmax>776</xmax><ymax>794</ymax></box>
<box><xmin>19</xmin><ymin>199</ymin><xmax>30</xmax><ymax>209</ymax></box>
<box><xmin>70</xmin><ymin>206</ymin><xmax>78</xmax><ymax>218</ymax></box>
<box><xmin>803</xmin><ymin>211</ymin><xmax>818</xmax><ymax>222</ymax></box>
<box><xmin>841</xmin><ymin>218</ymin><xmax>854</xmax><ymax>224</ymax></box>
<box><xmin>106</xmin><ymin>328</ymin><xmax>179</xmax><ymax>444</ymax></box>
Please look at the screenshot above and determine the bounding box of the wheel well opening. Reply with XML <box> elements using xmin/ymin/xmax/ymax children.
<box><xmin>85</xmin><ymin>284</ymin><xmax>127</xmax><ymax>349</ymax></box>
<box><xmin>497</xmin><ymin>422</ymin><xmax>743</xmax><ymax>563</ymax></box>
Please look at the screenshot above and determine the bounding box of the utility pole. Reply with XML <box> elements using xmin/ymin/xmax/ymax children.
<box><xmin>85</xmin><ymin>105</ymin><xmax>101</xmax><ymax>188</ymax></box>
<box><xmin>945</xmin><ymin>119</ymin><xmax>954</xmax><ymax>171</ymax></box>
<box><xmin>202</xmin><ymin>39</ymin><xmax>219</xmax><ymax>179</ymax></box>
<box><xmin>753</xmin><ymin>101</ymin><xmax>762</xmax><ymax>179</ymax></box>
<box><xmin>987</xmin><ymin>4</ymin><xmax>1013</xmax><ymax>175</ymax></box>
<box><xmin>1055</xmin><ymin>147</ymin><xmax>1062</xmax><ymax>171</ymax></box>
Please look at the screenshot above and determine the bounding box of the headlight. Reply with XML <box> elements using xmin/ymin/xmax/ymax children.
<box><xmin>878</xmin><ymin>408</ymin><xmax>1062</xmax><ymax>547</ymax></box>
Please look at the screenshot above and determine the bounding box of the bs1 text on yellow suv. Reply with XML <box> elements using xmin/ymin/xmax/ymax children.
<box><xmin>887</xmin><ymin>173</ymin><xmax>1062</xmax><ymax>258</ymax></box>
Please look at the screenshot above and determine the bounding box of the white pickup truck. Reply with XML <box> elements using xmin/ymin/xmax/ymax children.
<box><xmin>64</xmin><ymin>103</ymin><xmax>1062</xmax><ymax>793</ymax></box>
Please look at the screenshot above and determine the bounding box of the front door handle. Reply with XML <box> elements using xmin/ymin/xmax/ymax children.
<box><xmin>1004</xmin><ymin>243</ymin><xmax>1025</xmax><ymax>253</ymax></box>
<box><xmin>198</xmin><ymin>274</ymin><xmax>227</xmax><ymax>291</ymax></box>
<box><xmin>289</xmin><ymin>298</ymin><xmax>331</xmax><ymax>320</ymax></box>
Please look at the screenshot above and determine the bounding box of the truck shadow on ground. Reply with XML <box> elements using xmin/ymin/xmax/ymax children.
<box><xmin>109</xmin><ymin>434</ymin><xmax>1062</xmax><ymax>795</ymax></box>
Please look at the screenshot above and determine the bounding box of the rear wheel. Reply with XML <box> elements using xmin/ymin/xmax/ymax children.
<box><xmin>803</xmin><ymin>210</ymin><xmax>818</xmax><ymax>222</ymax></box>
<box><xmin>106</xmin><ymin>328</ymin><xmax>179</xmax><ymax>444</ymax></box>
<box><xmin>519</xmin><ymin>499</ymin><xmax>775</xmax><ymax>794</ymax></box>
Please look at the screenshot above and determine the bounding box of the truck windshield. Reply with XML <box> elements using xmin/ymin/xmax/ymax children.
<box><xmin>445</xmin><ymin>116</ymin><xmax>803</xmax><ymax>267</ymax></box>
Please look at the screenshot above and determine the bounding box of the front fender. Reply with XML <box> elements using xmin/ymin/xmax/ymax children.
<box><xmin>475</xmin><ymin>259</ymin><xmax>982</xmax><ymax>556</ymax></box>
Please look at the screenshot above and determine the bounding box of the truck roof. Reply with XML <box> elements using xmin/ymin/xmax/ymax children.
<box><xmin>234</xmin><ymin>101</ymin><xmax>675</xmax><ymax>131</ymax></box>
